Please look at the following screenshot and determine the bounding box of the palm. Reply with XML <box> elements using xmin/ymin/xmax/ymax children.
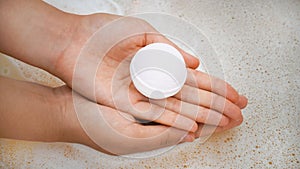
<box><xmin>96</xmin><ymin>36</ymin><xmax>145</xmax><ymax>107</ymax></box>
<box><xmin>94</xmin><ymin>37</ymin><xmax>190</xmax><ymax>128</ymax></box>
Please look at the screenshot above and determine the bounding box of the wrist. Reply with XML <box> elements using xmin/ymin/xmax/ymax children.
<box><xmin>52</xmin><ymin>86</ymin><xmax>90</xmax><ymax>145</ymax></box>
<box><xmin>44</xmin><ymin>13</ymin><xmax>81</xmax><ymax>76</ymax></box>
<box><xmin>0</xmin><ymin>1</ymin><xmax>80</xmax><ymax>75</ymax></box>
<box><xmin>0</xmin><ymin>76</ymin><xmax>66</xmax><ymax>142</ymax></box>
<box><xmin>50</xmin><ymin>86</ymin><xmax>77</xmax><ymax>142</ymax></box>
<box><xmin>52</xmin><ymin>13</ymin><xmax>120</xmax><ymax>84</ymax></box>
<box><xmin>52</xmin><ymin>86</ymin><xmax>111</xmax><ymax>154</ymax></box>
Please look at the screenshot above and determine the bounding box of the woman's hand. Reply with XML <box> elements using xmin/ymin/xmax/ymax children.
<box><xmin>0</xmin><ymin>76</ymin><xmax>194</xmax><ymax>155</ymax></box>
<box><xmin>53</xmin><ymin>13</ymin><xmax>247</xmax><ymax>132</ymax></box>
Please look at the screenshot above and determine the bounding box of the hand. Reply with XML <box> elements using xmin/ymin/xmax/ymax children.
<box><xmin>53</xmin><ymin>13</ymin><xmax>247</xmax><ymax>133</ymax></box>
<box><xmin>0</xmin><ymin>76</ymin><xmax>193</xmax><ymax>155</ymax></box>
<box><xmin>55</xmin><ymin>85</ymin><xmax>197</xmax><ymax>155</ymax></box>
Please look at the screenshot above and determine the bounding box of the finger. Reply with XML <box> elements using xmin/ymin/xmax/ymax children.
<box><xmin>195</xmin><ymin>119</ymin><xmax>243</xmax><ymax>138</ymax></box>
<box><xmin>236</xmin><ymin>95</ymin><xmax>248</xmax><ymax>109</ymax></box>
<box><xmin>128</xmin><ymin>124</ymin><xmax>195</xmax><ymax>142</ymax></box>
<box><xmin>150</xmin><ymin>97</ymin><xmax>229</xmax><ymax>126</ymax></box>
<box><xmin>186</xmin><ymin>69</ymin><xmax>240</xmax><ymax>104</ymax></box>
<box><xmin>101</xmin><ymin>108</ymin><xmax>196</xmax><ymax>153</ymax></box>
<box><xmin>133</xmin><ymin>101</ymin><xmax>198</xmax><ymax>132</ymax></box>
<box><xmin>145</xmin><ymin>33</ymin><xmax>200</xmax><ymax>69</ymax></box>
<box><xmin>175</xmin><ymin>85</ymin><xmax>243</xmax><ymax>121</ymax></box>
<box><xmin>219</xmin><ymin>120</ymin><xmax>243</xmax><ymax>132</ymax></box>
<box><xmin>124</xmin><ymin>125</ymin><xmax>195</xmax><ymax>153</ymax></box>
<box><xmin>87</xmin><ymin>104</ymin><xmax>194</xmax><ymax>155</ymax></box>
<box><xmin>195</xmin><ymin>124</ymin><xmax>218</xmax><ymax>137</ymax></box>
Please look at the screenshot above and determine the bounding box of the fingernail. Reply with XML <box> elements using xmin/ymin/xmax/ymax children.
<box><xmin>235</xmin><ymin>118</ymin><xmax>243</xmax><ymax>123</ymax></box>
<box><xmin>191</xmin><ymin>123</ymin><xmax>198</xmax><ymax>132</ymax></box>
<box><xmin>183</xmin><ymin>134</ymin><xmax>195</xmax><ymax>142</ymax></box>
<box><xmin>237</xmin><ymin>95</ymin><xmax>248</xmax><ymax>109</ymax></box>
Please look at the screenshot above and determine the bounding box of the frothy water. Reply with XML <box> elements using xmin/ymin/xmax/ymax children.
<box><xmin>0</xmin><ymin>53</ymin><xmax>64</xmax><ymax>87</ymax></box>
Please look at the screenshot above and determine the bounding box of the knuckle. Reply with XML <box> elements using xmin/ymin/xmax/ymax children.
<box><xmin>166</xmin><ymin>113</ymin><xmax>178</xmax><ymax>127</ymax></box>
<box><xmin>169</xmin><ymin>98</ymin><xmax>180</xmax><ymax>112</ymax></box>
<box><xmin>213</xmin><ymin>94</ymin><xmax>226</xmax><ymax>110</ymax></box>
<box><xmin>197</xmin><ymin>108</ymin><xmax>207</xmax><ymax>121</ymax></box>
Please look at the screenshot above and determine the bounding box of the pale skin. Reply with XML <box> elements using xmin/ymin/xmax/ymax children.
<box><xmin>0</xmin><ymin>0</ymin><xmax>248</xmax><ymax>155</ymax></box>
